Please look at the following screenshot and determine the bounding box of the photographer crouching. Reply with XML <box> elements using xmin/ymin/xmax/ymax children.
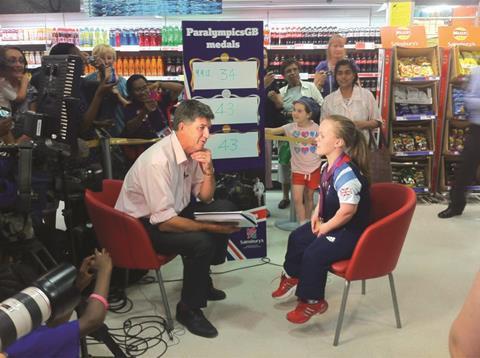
<box><xmin>0</xmin><ymin>249</ymin><xmax>112</xmax><ymax>357</ymax></box>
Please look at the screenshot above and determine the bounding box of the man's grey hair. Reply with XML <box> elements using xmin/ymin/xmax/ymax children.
<box><xmin>173</xmin><ymin>99</ymin><xmax>214</xmax><ymax>130</ymax></box>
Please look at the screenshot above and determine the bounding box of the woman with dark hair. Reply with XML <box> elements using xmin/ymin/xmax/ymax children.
<box><xmin>0</xmin><ymin>46</ymin><xmax>37</xmax><ymax>144</ymax></box>
<box><xmin>321</xmin><ymin>59</ymin><xmax>381</xmax><ymax>134</ymax></box>
<box><xmin>314</xmin><ymin>34</ymin><xmax>359</xmax><ymax>97</ymax></box>
<box><xmin>122</xmin><ymin>74</ymin><xmax>183</xmax><ymax>162</ymax></box>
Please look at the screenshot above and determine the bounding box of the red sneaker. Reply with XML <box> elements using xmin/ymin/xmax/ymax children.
<box><xmin>272</xmin><ymin>274</ymin><xmax>299</xmax><ymax>299</ymax></box>
<box><xmin>286</xmin><ymin>300</ymin><xmax>328</xmax><ymax>324</ymax></box>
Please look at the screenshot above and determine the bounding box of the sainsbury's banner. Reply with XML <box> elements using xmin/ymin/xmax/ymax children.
<box><xmin>439</xmin><ymin>26</ymin><xmax>480</xmax><ymax>48</ymax></box>
<box><xmin>182</xmin><ymin>21</ymin><xmax>267</xmax><ymax>260</ymax></box>
<box><xmin>380</xmin><ymin>26</ymin><xmax>427</xmax><ymax>48</ymax></box>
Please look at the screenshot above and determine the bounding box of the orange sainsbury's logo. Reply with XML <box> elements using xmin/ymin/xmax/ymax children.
<box><xmin>453</xmin><ymin>27</ymin><xmax>469</xmax><ymax>41</ymax></box>
<box><xmin>396</xmin><ymin>27</ymin><xmax>412</xmax><ymax>41</ymax></box>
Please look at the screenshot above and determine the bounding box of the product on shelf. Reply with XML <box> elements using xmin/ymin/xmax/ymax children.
<box><xmin>392</xmin><ymin>164</ymin><xmax>427</xmax><ymax>188</ymax></box>
<box><xmin>452</xmin><ymin>87</ymin><xmax>468</xmax><ymax>118</ymax></box>
<box><xmin>269</xmin><ymin>26</ymin><xmax>380</xmax><ymax>46</ymax></box>
<box><xmin>350</xmin><ymin>52</ymin><xmax>378</xmax><ymax>72</ymax></box>
<box><xmin>392</xmin><ymin>132</ymin><xmax>429</xmax><ymax>152</ymax></box>
<box><xmin>395</xmin><ymin>103</ymin><xmax>433</xmax><ymax>117</ymax></box>
<box><xmin>394</xmin><ymin>85</ymin><xmax>432</xmax><ymax>104</ymax></box>
<box><xmin>458</xmin><ymin>50</ymin><xmax>480</xmax><ymax>76</ymax></box>
<box><xmin>360</xmin><ymin>79</ymin><xmax>378</xmax><ymax>98</ymax></box>
<box><xmin>448</xmin><ymin>127</ymin><xmax>469</xmax><ymax>153</ymax></box>
<box><xmin>397</xmin><ymin>56</ymin><xmax>434</xmax><ymax>78</ymax></box>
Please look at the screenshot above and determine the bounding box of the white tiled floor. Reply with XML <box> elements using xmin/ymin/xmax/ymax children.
<box><xmin>89</xmin><ymin>191</ymin><xmax>480</xmax><ymax>357</ymax></box>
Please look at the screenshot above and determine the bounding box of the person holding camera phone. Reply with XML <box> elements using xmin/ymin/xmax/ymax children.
<box><xmin>314</xmin><ymin>34</ymin><xmax>359</xmax><ymax>97</ymax></box>
<box><xmin>83</xmin><ymin>44</ymin><xmax>129</xmax><ymax>137</ymax></box>
<box><xmin>121</xmin><ymin>74</ymin><xmax>183</xmax><ymax>163</ymax></box>
<box><xmin>1</xmin><ymin>249</ymin><xmax>113</xmax><ymax>358</ymax></box>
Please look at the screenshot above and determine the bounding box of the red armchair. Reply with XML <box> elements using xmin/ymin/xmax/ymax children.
<box><xmin>330</xmin><ymin>183</ymin><xmax>416</xmax><ymax>345</ymax></box>
<box><xmin>84</xmin><ymin>179</ymin><xmax>176</xmax><ymax>336</ymax></box>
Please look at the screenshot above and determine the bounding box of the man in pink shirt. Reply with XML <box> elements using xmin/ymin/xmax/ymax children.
<box><xmin>115</xmin><ymin>99</ymin><xmax>239</xmax><ymax>338</ymax></box>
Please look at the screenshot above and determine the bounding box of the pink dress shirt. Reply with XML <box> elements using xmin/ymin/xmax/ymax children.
<box><xmin>115</xmin><ymin>132</ymin><xmax>204</xmax><ymax>225</ymax></box>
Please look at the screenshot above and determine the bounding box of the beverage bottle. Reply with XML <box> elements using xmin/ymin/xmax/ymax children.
<box><xmin>372</xmin><ymin>52</ymin><xmax>378</xmax><ymax>72</ymax></box>
<box><xmin>163</xmin><ymin>26</ymin><xmax>170</xmax><ymax>46</ymax></box>
<box><xmin>263</xmin><ymin>26</ymin><xmax>270</xmax><ymax>46</ymax></box>
<box><xmin>157</xmin><ymin>56</ymin><xmax>164</xmax><ymax>76</ymax></box>
<box><xmin>115</xmin><ymin>29</ymin><xmax>121</xmax><ymax>47</ymax></box>
<box><xmin>134</xmin><ymin>57</ymin><xmax>141</xmax><ymax>73</ymax></box>
<box><xmin>165</xmin><ymin>56</ymin><xmax>172</xmax><ymax>75</ymax></box>
<box><xmin>366</xmin><ymin>54</ymin><xmax>373</xmax><ymax>72</ymax></box>
<box><xmin>128</xmin><ymin>57</ymin><xmax>134</xmax><ymax>76</ymax></box>
<box><xmin>159</xmin><ymin>29</ymin><xmax>162</xmax><ymax>46</ymax></box>
<box><xmin>175</xmin><ymin>56</ymin><xmax>183</xmax><ymax>75</ymax></box>
<box><xmin>145</xmin><ymin>56</ymin><xmax>152</xmax><ymax>76</ymax></box>
<box><xmin>138</xmin><ymin>29</ymin><xmax>144</xmax><ymax>46</ymax></box>
<box><xmin>151</xmin><ymin>56</ymin><xmax>157</xmax><ymax>76</ymax></box>
<box><xmin>109</xmin><ymin>29</ymin><xmax>115</xmax><ymax>47</ymax></box>
<box><xmin>140</xmin><ymin>57</ymin><xmax>146</xmax><ymax>75</ymax></box>
<box><xmin>116</xmin><ymin>58</ymin><xmax>123</xmax><ymax>76</ymax></box>
<box><xmin>174</xmin><ymin>26</ymin><xmax>181</xmax><ymax>46</ymax></box>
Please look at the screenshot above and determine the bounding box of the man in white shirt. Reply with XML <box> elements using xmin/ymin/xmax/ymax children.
<box><xmin>116</xmin><ymin>99</ymin><xmax>239</xmax><ymax>338</ymax></box>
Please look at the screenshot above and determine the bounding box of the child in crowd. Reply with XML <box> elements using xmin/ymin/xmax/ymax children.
<box><xmin>84</xmin><ymin>44</ymin><xmax>129</xmax><ymax>135</ymax></box>
<box><xmin>265</xmin><ymin>96</ymin><xmax>321</xmax><ymax>223</ymax></box>
<box><xmin>272</xmin><ymin>115</ymin><xmax>371</xmax><ymax>324</ymax></box>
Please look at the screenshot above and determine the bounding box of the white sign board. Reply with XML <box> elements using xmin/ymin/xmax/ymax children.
<box><xmin>206</xmin><ymin>132</ymin><xmax>259</xmax><ymax>159</ymax></box>
<box><xmin>196</xmin><ymin>96</ymin><xmax>259</xmax><ymax>125</ymax></box>
<box><xmin>192</xmin><ymin>61</ymin><xmax>258</xmax><ymax>90</ymax></box>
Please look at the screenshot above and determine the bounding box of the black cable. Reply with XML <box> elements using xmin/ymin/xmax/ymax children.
<box><xmin>87</xmin><ymin>315</ymin><xmax>181</xmax><ymax>357</ymax></box>
<box><xmin>108</xmin><ymin>286</ymin><xmax>133</xmax><ymax>314</ymax></box>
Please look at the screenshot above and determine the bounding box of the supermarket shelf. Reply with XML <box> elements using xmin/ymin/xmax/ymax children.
<box><xmin>266</xmin><ymin>43</ymin><xmax>380</xmax><ymax>50</ymax></box>
<box><xmin>83</xmin><ymin>74</ymin><xmax>184</xmax><ymax>81</ymax></box>
<box><xmin>412</xmin><ymin>186</ymin><xmax>430</xmax><ymax>193</ymax></box>
<box><xmin>273</xmin><ymin>72</ymin><xmax>379</xmax><ymax>80</ymax></box>
<box><xmin>395</xmin><ymin>114</ymin><xmax>436</xmax><ymax>121</ymax></box>
<box><xmin>444</xmin><ymin>152</ymin><xmax>462</xmax><ymax>157</ymax></box>
<box><xmin>129</xmin><ymin>75</ymin><xmax>184</xmax><ymax>81</ymax></box>
<box><xmin>392</xmin><ymin>151</ymin><xmax>434</xmax><ymax>157</ymax></box>
<box><xmin>0</xmin><ymin>40</ymin><xmax>48</xmax><ymax>45</ymax></box>
<box><xmin>26</xmin><ymin>64</ymin><xmax>41</xmax><ymax>69</ymax></box>
<box><xmin>445</xmin><ymin>185</ymin><xmax>480</xmax><ymax>192</ymax></box>
<box><xmin>396</xmin><ymin>76</ymin><xmax>441</xmax><ymax>82</ymax></box>
<box><xmin>79</xmin><ymin>45</ymin><xmax>183</xmax><ymax>52</ymax></box>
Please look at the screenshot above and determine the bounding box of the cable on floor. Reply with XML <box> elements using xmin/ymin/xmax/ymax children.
<box><xmin>87</xmin><ymin>315</ymin><xmax>181</xmax><ymax>357</ymax></box>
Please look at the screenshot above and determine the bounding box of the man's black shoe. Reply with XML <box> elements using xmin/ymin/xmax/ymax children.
<box><xmin>208</xmin><ymin>287</ymin><xmax>226</xmax><ymax>301</ymax></box>
<box><xmin>438</xmin><ymin>207</ymin><xmax>463</xmax><ymax>219</ymax></box>
<box><xmin>176</xmin><ymin>304</ymin><xmax>218</xmax><ymax>338</ymax></box>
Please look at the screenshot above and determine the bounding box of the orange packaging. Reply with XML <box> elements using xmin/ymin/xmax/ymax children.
<box><xmin>157</xmin><ymin>56</ymin><xmax>164</xmax><ymax>76</ymax></box>
<box><xmin>134</xmin><ymin>57</ymin><xmax>140</xmax><ymax>74</ymax></box>
<box><xmin>151</xmin><ymin>56</ymin><xmax>157</xmax><ymax>76</ymax></box>
<box><xmin>128</xmin><ymin>57</ymin><xmax>134</xmax><ymax>76</ymax></box>
<box><xmin>438</xmin><ymin>26</ymin><xmax>480</xmax><ymax>48</ymax></box>
<box><xmin>139</xmin><ymin>57</ymin><xmax>145</xmax><ymax>75</ymax></box>
<box><xmin>380</xmin><ymin>26</ymin><xmax>427</xmax><ymax>49</ymax></box>
<box><xmin>145</xmin><ymin>57</ymin><xmax>152</xmax><ymax>76</ymax></box>
<box><xmin>118</xmin><ymin>58</ymin><xmax>124</xmax><ymax>76</ymax></box>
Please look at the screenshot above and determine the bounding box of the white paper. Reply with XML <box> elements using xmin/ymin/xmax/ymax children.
<box><xmin>196</xmin><ymin>96</ymin><xmax>259</xmax><ymax>125</ymax></box>
<box><xmin>192</xmin><ymin>61</ymin><xmax>258</xmax><ymax>90</ymax></box>
<box><xmin>205</xmin><ymin>132</ymin><xmax>259</xmax><ymax>160</ymax></box>
<box><xmin>194</xmin><ymin>211</ymin><xmax>257</xmax><ymax>227</ymax></box>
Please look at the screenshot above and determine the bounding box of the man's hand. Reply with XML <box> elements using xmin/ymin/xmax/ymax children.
<box><xmin>207</xmin><ymin>222</ymin><xmax>241</xmax><ymax>234</ymax></box>
<box><xmin>0</xmin><ymin>118</ymin><xmax>13</xmax><ymax>137</ymax></box>
<box><xmin>264</xmin><ymin>71</ymin><xmax>275</xmax><ymax>88</ymax></box>
<box><xmin>191</xmin><ymin>149</ymin><xmax>214</xmax><ymax>175</ymax></box>
<box><xmin>314</xmin><ymin>71</ymin><xmax>327</xmax><ymax>88</ymax></box>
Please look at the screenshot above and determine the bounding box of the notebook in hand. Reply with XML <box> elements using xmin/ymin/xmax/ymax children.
<box><xmin>193</xmin><ymin>211</ymin><xmax>258</xmax><ymax>228</ymax></box>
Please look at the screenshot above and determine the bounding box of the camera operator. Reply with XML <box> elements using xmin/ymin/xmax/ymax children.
<box><xmin>0</xmin><ymin>249</ymin><xmax>112</xmax><ymax>358</ymax></box>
